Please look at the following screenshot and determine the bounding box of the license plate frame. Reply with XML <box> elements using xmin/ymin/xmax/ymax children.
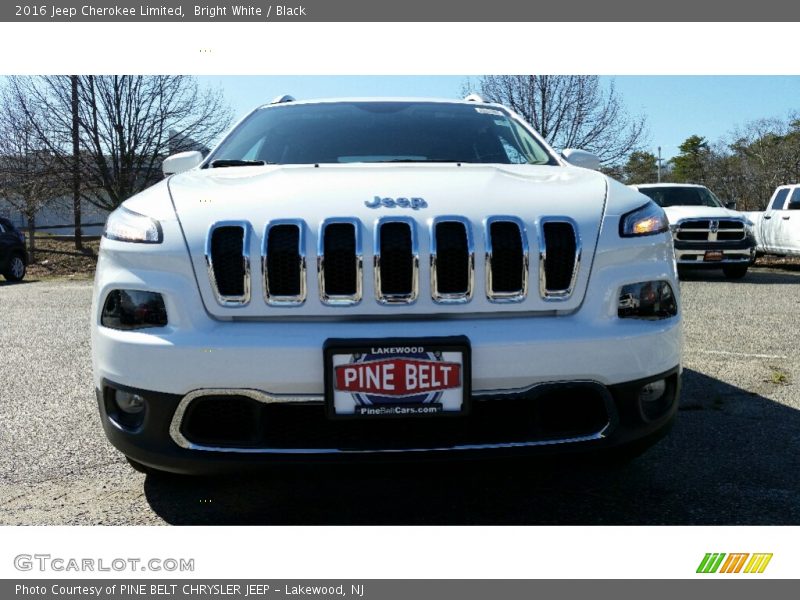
<box><xmin>323</xmin><ymin>336</ymin><xmax>471</xmax><ymax>420</ymax></box>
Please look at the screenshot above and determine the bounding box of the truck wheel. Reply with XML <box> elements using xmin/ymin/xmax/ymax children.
<box><xmin>723</xmin><ymin>265</ymin><xmax>749</xmax><ymax>279</ymax></box>
<box><xmin>3</xmin><ymin>253</ymin><xmax>26</xmax><ymax>281</ymax></box>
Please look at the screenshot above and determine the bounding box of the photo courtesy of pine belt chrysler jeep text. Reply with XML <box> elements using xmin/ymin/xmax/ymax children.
<box><xmin>91</xmin><ymin>96</ymin><xmax>682</xmax><ymax>474</ymax></box>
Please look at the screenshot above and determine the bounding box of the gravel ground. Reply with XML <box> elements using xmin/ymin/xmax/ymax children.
<box><xmin>1</xmin><ymin>268</ymin><xmax>799</xmax><ymax>525</ymax></box>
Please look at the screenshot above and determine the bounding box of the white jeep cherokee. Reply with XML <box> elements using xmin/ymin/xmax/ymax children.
<box><xmin>91</xmin><ymin>96</ymin><xmax>682</xmax><ymax>474</ymax></box>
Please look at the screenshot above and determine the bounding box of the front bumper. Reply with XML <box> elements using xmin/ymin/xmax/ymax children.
<box><xmin>98</xmin><ymin>366</ymin><xmax>681</xmax><ymax>474</ymax></box>
<box><xmin>673</xmin><ymin>237</ymin><xmax>756</xmax><ymax>266</ymax></box>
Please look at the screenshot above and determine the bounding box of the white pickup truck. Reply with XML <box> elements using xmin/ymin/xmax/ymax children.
<box><xmin>743</xmin><ymin>184</ymin><xmax>800</xmax><ymax>256</ymax></box>
<box><xmin>631</xmin><ymin>183</ymin><xmax>757</xmax><ymax>279</ymax></box>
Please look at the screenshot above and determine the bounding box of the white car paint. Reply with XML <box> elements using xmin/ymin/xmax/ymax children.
<box><xmin>744</xmin><ymin>184</ymin><xmax>800</xmax><ymax>256</ymax></box>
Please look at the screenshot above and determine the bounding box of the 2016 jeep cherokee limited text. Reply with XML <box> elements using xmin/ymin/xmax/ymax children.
<box><xmin>91</xmin><ymin>97</ymin><xmax>682</xmax><ymax>474</ymax></box>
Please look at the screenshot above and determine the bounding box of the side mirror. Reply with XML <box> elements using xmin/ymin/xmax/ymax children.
<box><xmin>725</xmin><ymin>201</ymin><xmax>737</xmax><ymax>210</ymax></box>
<box><xmin>162</xmin><ymin>151</ymin><xmax>204</xmax><ymax>176</ymax></box>
<box><xmin>562</xmin><ymin>148</ymin><xmax>601</xmax><ymax>171</ymax></box>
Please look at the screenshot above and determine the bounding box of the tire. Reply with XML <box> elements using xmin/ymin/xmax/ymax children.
<box><xmin>722</xmin><ymin>264</ymin><xmax>749</xmax><ymax>279</ymax></box>
<box><xmin>3</xmin><ymin>253</ymin><xmax>26</xmax><ymax>282</ymax></box>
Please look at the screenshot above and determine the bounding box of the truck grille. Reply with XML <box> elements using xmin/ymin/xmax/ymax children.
<box><xmin>674</xmin><ymin>219</ymin><xmax>746</xmax><ymax>242</ymax></box>
<box><xmin>206</xmin><ymin>216</ymin><xmax>580</xmax><ymax>307</ymax></box>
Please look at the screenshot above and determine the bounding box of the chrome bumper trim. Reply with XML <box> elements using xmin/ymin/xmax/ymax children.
<box><xmin>168</xmin><ymin>381</ymin><xmax>615</xmax><ymax>454</ymax></box>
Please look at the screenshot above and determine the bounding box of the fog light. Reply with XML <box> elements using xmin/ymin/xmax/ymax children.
<box><xmin>115</xmin><ymin>390</ymin><xmax>145</xmax><ymax>414</ymax></box>
<box><xmin>618</xmin><ymin>281</ymin><xmax>677</xmax><ymax>319</ymax></box>
<box><xmin>638</xmin><ymin>379</ymin><xmax>666</xmax><ymax>403</ymax></box>
<box><xmin>101</xmin><ymin>290</ymin><xmax>167</xmax><ymax>330</ymax></box>
<box><xmin>638</xmin><ymin>377</ymin><xmax>673</xmax><ymax>422</ymax></box>
<box><xmin>106</xmin><ymin>387</ymin><xmax>147</xmax><ymax>430</ymax></box>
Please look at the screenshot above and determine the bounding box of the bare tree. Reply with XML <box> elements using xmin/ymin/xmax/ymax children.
<box><xmin>684</xmin><ymin>116</ymin><xmax>800</xmax><ymax>210</ymax></box>
<box><xmin>0</xmin><ymin>91</ymin><xmax>66</xmax><ymax>261</ymax></box>
<box><xmin>467</xmin><ymin>75</ymin><xmax>647</xmax><ymax>165</ymax></box>
<box><xmin>71</xmin><ymin>75</ymin><xmax>82</xmax><ymax>250</ymax></box>
<box><xmin>6</xmin><ymin>75</ymin><xmax>233</xmax><ymax>212</ymax></box>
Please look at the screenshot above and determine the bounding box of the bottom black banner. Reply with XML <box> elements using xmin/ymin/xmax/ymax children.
<box><xmin>2</xmin><ymin>580</ymin><xmax>795</xmax><ymax>600</ymax></box>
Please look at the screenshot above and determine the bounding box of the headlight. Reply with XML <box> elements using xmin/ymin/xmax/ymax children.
<box><xmin>620</xmin><ymin>201</ymin><xmax>669</xmax><ymax>237</ymax></box>
<box><xmin>104</xmin><ymin>206</ymin><xmax>162</xmax><ymax>243</ymax></box>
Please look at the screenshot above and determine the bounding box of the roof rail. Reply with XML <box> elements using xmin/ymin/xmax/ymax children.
<box><xmin>463</xmin><ymin>93</ymin><xmax>485</xmax><ymax>103</ymax></box>
<box><xmin>270</xmin><ymin>94</ymin><xmax>296</xmax><ymax>104</ymax></box>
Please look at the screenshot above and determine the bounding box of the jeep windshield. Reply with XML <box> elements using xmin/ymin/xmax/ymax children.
<box><xmin>206</xmin><ymin>101</ymin><xmax>557</xmax><ymax>166</ymax></box>
<box><xmin>639</xmin><ymin>186</ymin><xmax>724</xmax><ymax>208</ymax></box>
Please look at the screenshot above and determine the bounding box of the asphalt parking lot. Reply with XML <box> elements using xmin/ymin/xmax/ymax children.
<box><xmin>1</xmin><ymin>269</ymin><xmax>799</xmax><ymax>525</ymax></box>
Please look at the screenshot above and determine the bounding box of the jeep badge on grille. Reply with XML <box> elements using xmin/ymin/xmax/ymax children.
<box><xmin>365</xmin><ymin>196</ymin><xmax>428</xmax><ymax>210</ymax></box>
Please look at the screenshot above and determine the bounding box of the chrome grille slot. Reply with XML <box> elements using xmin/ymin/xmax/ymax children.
<box><xmin>263</xmin><ymin>220</ymin><xmax>306</xmax><ymax>306</ymax></box>
<box><xmin>539</xmin><ymin>219</ymin><xmax>579</xmax><ymax>300</ymax></box>
<box><xmin>206</xmin><ymin>222</ymin><xmax>250</xmax><ymax>306</ymax></box>
<box><xmin>374</xmin><ymin>218</ymin><xmax>418</xmax><ymax>304</ymax></box>
<box><xmin>485</xmin><ymin>217</ymin><xmax>528</xmax><ymax>302</ymax></box>
<box><xmin>718</xmin><ymin>220</ymin><xmax>743</xmax><ymax>229</ymax></box>
<box><xmin>318</xmin><ymin>218</ymin><xmax>362</xmax><ymax>305</ymax></box>
<box><xmin>679</xmin><ymin>220</ymin><xmax>709</xmax><ymax>229</ymax></box>
<box><xmin>430</xmin><ymin>217</ymin><xmax>474</xmax><ymax>303</ymax></box>
<box><xmin>677</xmin><ymin>230</ymin><xmax>709</xmax><ymax>241</ymax></box>
<box><xmin>717</xmin><ymin>220</ymin><xmax>746</xmax><ymax>241</ymax></box>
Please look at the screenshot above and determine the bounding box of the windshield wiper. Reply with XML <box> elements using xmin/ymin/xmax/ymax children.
<box><xmin>372</xmin><ymin>159</ymin><xmax>464</xmax><ymax>163</ymax></box>
<box><xmin>209</xmin><ymin>159</ymin><xmax>271</xmax><ymax>168</ymax></box>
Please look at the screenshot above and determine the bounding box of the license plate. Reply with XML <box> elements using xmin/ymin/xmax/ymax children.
<box><xmin>324</xmin><ymin>337</ymin><xmax>471</xmax><ymax>418</ymax></box>
<box><xmin>704</xmin><ymin>250</ymin><xmax>724</xmax><ymax>261</ymax></box>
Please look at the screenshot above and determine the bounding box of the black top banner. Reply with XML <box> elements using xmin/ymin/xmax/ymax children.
<box><xmin>2</xmin><ymin>0</ymin><xmax>797</xmax><ymax>21</ymax></box>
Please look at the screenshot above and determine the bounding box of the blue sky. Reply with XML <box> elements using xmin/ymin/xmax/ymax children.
<box><xmin>197</xmin><ymin>75</ymin><xmax>800</xmax><ymax>162</ymax></box>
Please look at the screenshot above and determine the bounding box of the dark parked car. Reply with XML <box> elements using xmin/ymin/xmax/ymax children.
<box><xmin>0</xmin><ymin>218</ymin><xmax>27</xmax><ymax>281</ymax></box>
